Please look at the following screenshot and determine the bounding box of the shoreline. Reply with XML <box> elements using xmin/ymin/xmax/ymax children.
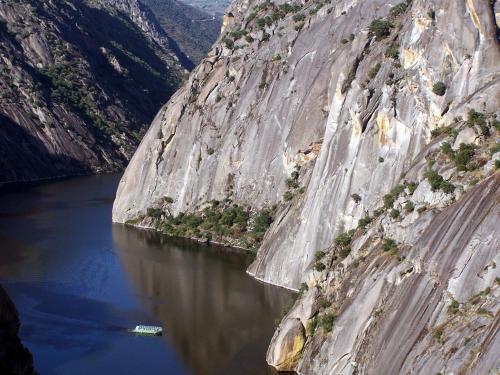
<box><xmin>115</xmin><ymin>222</ymin><xmax>299</xmax><ymax>292</ymax></box>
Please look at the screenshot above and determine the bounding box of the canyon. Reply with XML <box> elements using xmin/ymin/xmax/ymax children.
<box><xmin>113</xmin><ymin>0</ymin><xmax>500</xmax><ymax>372</ymax></box>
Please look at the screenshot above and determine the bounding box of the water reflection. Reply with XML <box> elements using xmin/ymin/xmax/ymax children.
<box><xmin>112</xmin><ymin>225</ymin><xmax>295</xmax><ymax>375</ymax></box>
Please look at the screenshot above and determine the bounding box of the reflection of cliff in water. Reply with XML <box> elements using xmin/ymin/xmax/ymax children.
<box><xmin>112</xmin><ymin>224</ymin><xmax>295</xmax><ymax>375</ymax></box>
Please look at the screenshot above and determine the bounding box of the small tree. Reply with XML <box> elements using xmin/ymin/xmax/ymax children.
<box><xmin>351</xmin><ymin>193</ymin><xmax>362</xmax><ymax>203</ymax></box>
<box><xmin>369</xmin><ymin>18</ymin><xmax>392</xmax><ymax>40</ymax></box>
<box><xmin>432</xmin><ymin>81</ymin><xmax>446</xmax><ymax>96</ymax></box>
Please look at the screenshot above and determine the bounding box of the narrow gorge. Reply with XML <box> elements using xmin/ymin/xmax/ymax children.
<box><xmin>113</xmin><ymin>0</ymin><xmax>500</xmax><ymax>373</ymax></box>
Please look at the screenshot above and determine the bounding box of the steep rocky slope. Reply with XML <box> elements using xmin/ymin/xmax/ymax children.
<box><xmin>0</xmin><ymin>285</ymin><xmax>35</xmax><ymax>375</ymax></box>
<box><xmin>140</xmin><ymin>0</ymin><xmax>222</xmax><ymax>65</ymax></box>
<box><xmin>113</xmin><ymin>0</ymin><xmax>499</xmax><ymax>371</ymax></box>
<box><xmin>114</xmin><ymin>0</ymin><xmax>499</xmax><ymax>284</ymax></box>
<box><xmin>0</xmin><ymin>0</ymin><xmax>187</xmax><ymax>184</ymax></box>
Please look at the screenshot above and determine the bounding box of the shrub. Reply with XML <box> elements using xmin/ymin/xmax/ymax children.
<box><xmin>253</xmin><ymin>209</ymin><xmax>272</xmax><ymax>234</ymax></box>
<box><xmin>449</xmin><ymin>299</ymin><xmax>460</xmax><ymax>314</ymax></box>
<box><xmin>294</xmin><ymin>21</ymin><xmax>304</xmax><ymax>31</ymax></box>
<box><xmin>293</xmin><ymin>13</ymin><xmax>305</xmax><ymax>22</ymax></box>
<box><xmin>308</xmin><ymin>316</ymin><xmax>318</xmax><ymax>335</ymax></box>
<box><xmin>222</xmin><ymin>37</ymin><xmax>234</xmax><ymax>49</ymax></box>
<box><xmin>423</xmin><ymin>169</ymin><xmax>444</xmax><ymax>191</ymax></box>
<box><xmin>433</xmin><ymin>327</ymin><xmax>444</xmax><ymax>342</ymax></box>
<box><xmin>147</xmin><ymin>207</ymin><xmax>163</xmax><ymax>218</ymax></box>
<box><xmin>299</xmin><ymin>282</ymin><xmax>309</xmax><ymax>294</ymax></box>
<box><xmin>207</xmin><ymin>148</ymin><xmax>215</xmax><ymax>155</ymax></box>
<box><xmin>466</xmin><ymin>109</ymin><xmax>489</xmax><ymax>135</ymax></box>
<box><xmin>351</xmin><ymin>193</ymin><xmax>362</xmax><ymax>203</ymax></box>
<box><xmin>431</xmin><ymin>125</ymin><xmax>453</xmax><ymax>139</ymax></box>
<box><xmin>390</xmin><ymin>3</ymin><xmax>409</xmax><ymax>17</ymax></box>
<box><xmin>407</xmin><ymin>182</ymin><xmax>418</xmax><ymax>195</ymax></box>
<box><xmin>314</xmin><ymin>262</ymin><xmax>326</xmax><ymax>272</ymax></box>
<box><xmin>315</xmin><ymin>250</ymin><xmax>326</xmax><ymax>261</ymax></box>
<box><xmin>283</xmin><ymin>191</ymin><xmax>294</xmax><ymax>201</ymax></box>
<box><xmin>454</xmin><ymin>143</ymin><xmax>476</xmax><ymax>171</ymax></box>
<box><xmin>286</xmin><ymin>178</ymin><xmax>299</xmax><ymax>189</ymax></box>
<box><xmin>432</xmin><ymin>81</ymin><xmax>446</xmax><ymax>96</ymax></box>
<box><xmin>338</xmin><ymin>247</ymin><xmax>351</xmax><ymax>259</ymax></box>
<box><xmin>368</xmin><ymin>63</ymin><xmax>381</xmax><ymax>79</ymax></box>
<box><xmin>404</xmin><ymin>201</ymin><xmax>414</xmax><ymax>213</ymax></box>
<box><xmin>382</xmin><ymin>238</ymin><xmax>398</xmax><ymax>252</ymax></box>
<box><xmin>319</xmin><ymin>297</ymin><xmax>331</xmax><ymax>309</ymax></box>
<box><xmin>369</xmin><ymin>18</ymin><xmax>392</xmax><ymax>40</ymax></box>
<box><xmin>245</xmin><ymin>35</ymin><xmax>254</xmax><ymax>43</ymax></box>
<box><xmin>378</xmin><ymin>156</ymin><xmax>385</xmax><ymax>163</ymax></box>
<box><xmin>335</xmin><ymin>230</ymin><xmax>355</xmax><ymax>246</ymax></box>
<box><xmin>440</xmin><ymin>141</ymin><xmax>455</xmax><ymax>159</ymax></box>
<box><xmin>163</xmin><ymin>196</ymin><xmax>174</xmax><ymax>203</ymax></box>
<box><xmin>495</xmin><ymin>160</ymin><xmax>500</xmax><ymax>170</ymax></box>
<box><xmin>390</xmin><ymin>209</ymin><xmax>400</xmax><ymax>219</ymax></box>
<box><xmin>427</xmin><ymin>9</ymin><xmax>435</xmax><ymax>19</ymax></box>
<box><xmin>385</xmin><ymin>45</ymin><xmax>399</xmax><ymax>59</ymax></box>
<box><xmin>319</xmin><ymin>313</ymin><xmax>336</xmax><ymax>332</ymax></box>
<box><xmin>357</xmin><ymin>216</ymin><xmax>372</xmax><ymax>229</ymax></box>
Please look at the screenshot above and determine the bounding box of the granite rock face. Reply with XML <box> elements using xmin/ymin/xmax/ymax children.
<box><xmin>269</xmin><ymin>172</ymin><xmax>499</xmax><ymax>374</ymax></box>
<box><xmin>113</xmin><ymin>0</ymin><xmax>499</xmax><ymax>288</ymax></box>
<box><xmin>0</xmin><ymin>0</ymin><xmax>187</xmax><ymax>184</ymax></box>
<box><xmin>113</xmin><ymin>0</ymin><xmax>500</xmax><ymax>372</ymax></box>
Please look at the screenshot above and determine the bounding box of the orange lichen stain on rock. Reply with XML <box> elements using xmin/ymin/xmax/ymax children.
<box><xmin>377</xmin><ymin>112</ymin><xmax>390</xmax><ymax>145</ymax></box>
<box><xmin>466</xmin><ymin>0</ymin><xmax>482</xmax><ymax>34</ymax></box>
<box><xmin>351</xmin><ymin>111</ymin><xmax>362</xmax><ymax>138</ymax></box>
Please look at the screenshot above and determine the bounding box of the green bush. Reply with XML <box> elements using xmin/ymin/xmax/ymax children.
<box><xmin>382</xmin><ymin>238</ymin><xmax>398</xmax><ymax>252</ymax></box>
<box><xmin>351</xmin><ymin>193</ymin><xmax>362</xmax><ymax>203</ymax></box>
<box><xmin>440</xmin><ymin>141</ymin><xmax>454</xmax><ymax>158</ymax></box>
<box><xmin>222</xmin><ymin>37</ymin><xmax>234</xmax><ymax>49</ymax></box>
<box><xmin>369</xmin><ymin>18</ymin><xmax>392</xmax><ymax>40</ymax></box>
<box><xmin>253</xmin><ymin>209</ymin><xmax>272</xmax><ymax>234</ymax></box>
<box><xmin>283</xmin><ymin>191</ymin><xmax>294</xmax><ymax>201</ymax></box>
<box><xmin>390</xmin><ymin>209</ymin><xmax>400</xmax><ymax>219</ymax></box>
<box><xmin>432</xmin><ymin>81</ymin><xmax>446</xmax><ymax>96</ymax></box>
<box><xmin>335</xmin><ymin>229</ymin><xmax>355</xmax><ymax>246</ymax></box>
<box><xmin>449</xmin><ymin>299</ymin><xmax>459</xmax><ymax>314</ymax></box>
<box><xmin>390</xmin><ymin>3</ymin><xmax>409</xmax><ymax>17</ymax></box>
<box><xmin>423</xmin><ymin>169</ymin><xmax>455</xmax><ymax>193</ymax></box>
<box><xmin>385</xmin><ymin>45</ymin><xmax>399</xmax><ymax>59</ymax></box>
<box><xmin>431</xmin><ymin>125</ymin><xmax>453</xmax><ymax>139</ymax></box>
<box><xmin>357</xmin><ymin>216</ymin><xmax>372</xmax><ymax>229</ymax></box>
<box><xmin>315</xmin><ymin>250</ymin><xmax>326</xmax><ymax>261</ymax></box>
<box><xmin>147</xmin><ymin>207</ymin><xmax>163</xmax><ymax>218</ymax></box>
<box><xmin>466</xmin><ymin>109</ymin><xmax>489</xmax><ymax>135</ymax></box>
<box><xmin>314</xmin><ymin>262</ymin><xmax>326</xmax><ymax>272</ymax></box>
<box><xmin>293</xmin><ymin>13</ymin><xmax>305</xmax><ymax>22</ymax></box>
<box><xmin>495</xmin><ymin>160</ymin><xmax>500</xmax><ymax>170</ymax></box>
<box><xmin>454</xmin><ymin>143</ymin><xmax>476</xmax><ymax>171</ymax></box>
<box><xmin>407</xmin><ymin>182</ymin><xmax>418</xmax><ymax>195</ymax></box>
<box><xmin>320</xmin><ymin>313</ymin><xmax>336</xmax><ymax>332</ymax></box>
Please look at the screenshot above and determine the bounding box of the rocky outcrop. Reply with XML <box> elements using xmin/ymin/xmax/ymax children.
<box><xmin>0</xmin><ymin>0</ymin><xmax>188</xmax><ymax>184</ymax></box>
<box><xmin>0</xmin><ymin>286</ymin><xmax>35</xmax><ymax>375</ymax></box>
<box><xmin>113</xmin><ymin>0</ymin><xmax>499</xmax><ymax>289</ymax></box>
<box><xmin>268</xmin><ymin>165</ymin><xmax>499</xmax><ymax>373</ymax></box>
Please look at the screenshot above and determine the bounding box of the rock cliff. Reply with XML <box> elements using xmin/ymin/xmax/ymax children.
<box><xmin>0</xmin><ymin>285</ymin><xmax>35</xmax><ymax>375</ymax></box>
<box><xmin>113</xmin><ymin>0</ymin><xmax>499</xmax><ymax>372</ymax></box>
<box><xmin>0</xmin><ymin>0</ymin><xmax>187</xmax><ymax>184</ymax></box>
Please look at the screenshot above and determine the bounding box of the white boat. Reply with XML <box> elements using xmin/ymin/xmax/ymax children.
<box><xmin>131</xmin><ymin>325</ymin><xmax>163</xmax><ymax>336</ymax></box>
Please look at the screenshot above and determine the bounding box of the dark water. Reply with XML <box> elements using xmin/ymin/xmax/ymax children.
<box><xmin>0</xmin><ymin>174</ymin><xmax>295</xmax><ymax>375</ymax></box>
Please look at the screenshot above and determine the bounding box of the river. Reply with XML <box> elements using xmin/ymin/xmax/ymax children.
<box><xmin>0</xmin><ymin>174</ymin><xmax>295</xmax><ymax>375</ymax></box>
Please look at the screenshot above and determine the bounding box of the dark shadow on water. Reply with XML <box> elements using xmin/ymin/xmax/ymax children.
<box><xmin>112</xmin><ymin>225</ymin><xmax>296</xmax><ymax>375</ymax></box>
